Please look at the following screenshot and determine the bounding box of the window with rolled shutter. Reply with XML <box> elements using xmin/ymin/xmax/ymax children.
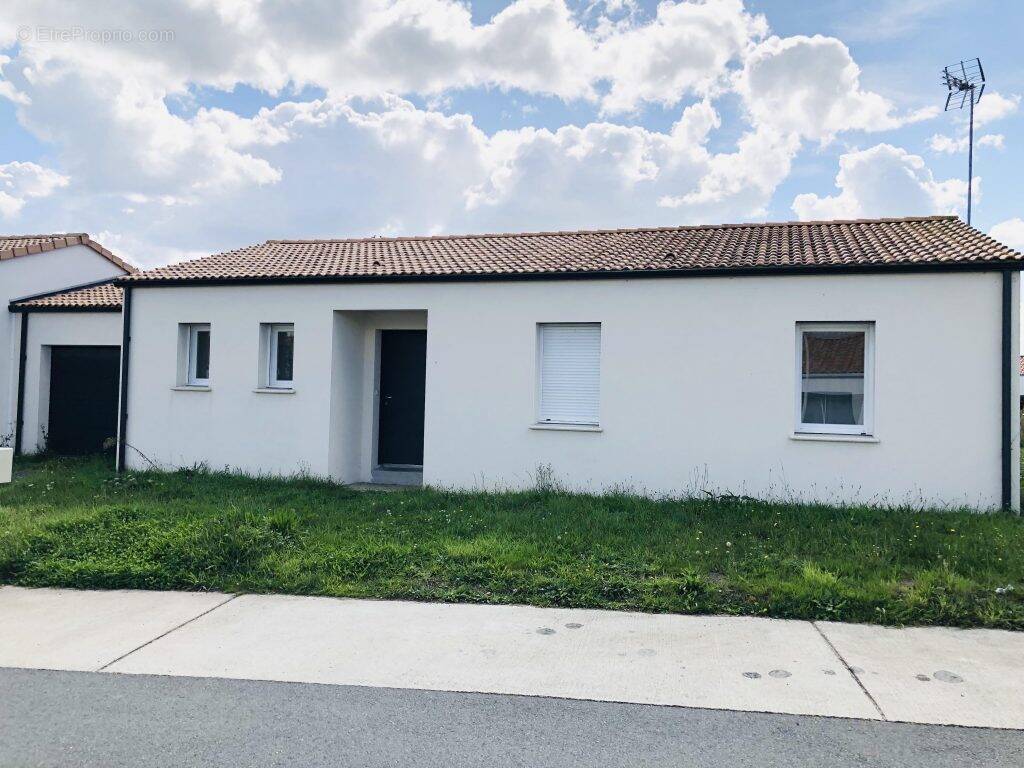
<box><xmin>538</xmin><ymin>323</ymin><xmax>601</xmax><ymax>425</ymax></box>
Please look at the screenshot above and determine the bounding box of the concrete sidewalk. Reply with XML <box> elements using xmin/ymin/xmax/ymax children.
<box><xmin>2</xmin><ymin>585</ymin><xmax>1022</xmax><ymax>729</ymax></box>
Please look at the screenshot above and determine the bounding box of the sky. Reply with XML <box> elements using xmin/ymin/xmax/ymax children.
<box><xmin>0</xmin><ymin>0</ymin><xmax>1021</xmax><ymax>270</ymax></box>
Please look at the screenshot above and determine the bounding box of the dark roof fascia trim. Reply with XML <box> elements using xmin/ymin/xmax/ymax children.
<box><xmin>118</xmin><ymin>259</ymin><xmax>1024</xmax><ymax>289</ymax></box>
<box><xmin>8</xmin><ymin>277</ymin><xmax>122</xmax><ymax>311</ymax></box>
<box><xmin>8</xmin><ymin>305</ymin><xmax>120</xmax><ymax>313</ymax></box>
<box><xmin>9</xmin><ymin>305</ymin><xmax>122</xmax><ymax>314</ymax></box>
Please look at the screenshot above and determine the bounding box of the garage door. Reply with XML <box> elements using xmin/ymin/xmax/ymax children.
<box><xmin>47</xmin><ymin>346</ymin><xmax>121</xmax><ymax>455</ymax></box>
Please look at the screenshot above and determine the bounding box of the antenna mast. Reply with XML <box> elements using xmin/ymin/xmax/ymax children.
<box><xmin>942</xmin><ymin>58</ymin><xmax>985</xmax><ymax>225</ymax></box>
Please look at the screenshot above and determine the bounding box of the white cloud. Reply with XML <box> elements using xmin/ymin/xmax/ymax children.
<box><xmin>464</xmin><ymin>99</ymin><xmax>722</xmax><ymax>222</ymax></box>
<box><xmin>973</xmin><ymin>92</ymin><xmax>1020</xmax><ymax>128</ymax></box>
<box><xmin>928</xmin><ymin>132</ymin><xmax>1005</xmax><ymax>154</ymax></box>
<box><xmin>0</xmin><ymin>0</ymin><xmax>781</xmax><ymax>208</ymax></box>
<box><xmin>183</xmin><ymin>94</ymin><xmax>773</xmax><ymax>252</ymax></box>
<box><xmin>0</xmin><ymin>160</ymin><xmax>69</xmax><ymax>218</ymax></box>
<box><xmin>5</xmin><ymin>65</ymin><xmax>283</xmax><ymax>199</ymax></box>
<box><xmin>927</xmin><ymin>134</ymin><xmax>962</xmax><ymax>154</ymax></box>
<box><xmin>928</xmin><ymin>91</ymin><xmax>1019</xmax><ymax>154</ymax></box>
<box><xmin>792</xmin><ymin>143</ymin><xmax>966</xmax><ymax>220</ymax></box>
<box><xmin>661</xmin><ymin>125</ymin><xmax>799</xmax><ymax>210</ymax></box>
<box><xmin>982</xmin><ymin>134</ymin><xmax>1006</xmax><ymax>150</ymax></box>
<box><xmin>1</xmin><ymin>1</ymin><xmax>926</xmax><ymax>130</ymax></box>
<box><xmin>90</xmin><ymin>229</ymin><xmax>210</xmax><ymax>268</ymax></box>
<box><xmin>990</xmin><ymin>218</ymin><xmax>1024</xmax><ymax>252</ymax></box>
<box><xmin>735</xmin><ymin>35</ymin><xmax>935</xmax><ymax>144</ymax></box>
<box><xmin>2</xmin><ymin>93</ymin><xmax>798</xmax><ymax>267</ymax></box>
<box><xmin>0</xmin><ymin>1</ymin><xmax>949</xmax><ymax>264</ymax></box>
<box><xmin>0</xmin><ymin>0</ymin><xmax>765</xmax><ymax>113</ymax></box>
<box><xmin>595</xmin><ymin>0</ymin><xmax>767</xmax><ymax>113</ymax></box>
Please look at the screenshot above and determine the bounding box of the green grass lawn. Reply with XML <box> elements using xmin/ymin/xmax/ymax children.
<box><xmin>1</xmin><ymin>455</ymin><xmax>1023</xmax><ymax>629</ymax></box>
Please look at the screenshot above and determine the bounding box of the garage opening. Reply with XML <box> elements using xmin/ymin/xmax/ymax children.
<box><xmin>47</xmin><ymin>346</ymin><xmax>121</xmax><ymax>455</ymax></box>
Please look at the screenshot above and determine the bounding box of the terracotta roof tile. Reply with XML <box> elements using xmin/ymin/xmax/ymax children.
<box><xmin>802</xmin><ymin>332</ymin><xmax>865</xmax><ymax>376</ymax></box>
<box><xmin>11</xmin><ymin>281</ymin><xmax>123</xmax><ymax>310</ymax></box>
<box><xmin>123</xmin><ymin>216</ymin><xmax>1023</xmax><ymax>285</ymax></box>
<box><xmin>0</xmin><ymin>233</ymin><xmax>136</xmax><ymax>274</ymax></box>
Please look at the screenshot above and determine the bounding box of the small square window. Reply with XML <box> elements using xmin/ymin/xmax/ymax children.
<box><xmin>796</xmin><ymin>323</ymin><xmax>874</xmax><ymax>435</ymax></box>
<box><xmin>184</xmin><ymin>323</ymin><xmax>210</xmax><ymax>386</ymax></box>
<box><xmin>267</xmin><ymin>324</ymin><xmax>294</xmax><ymax>388</ymax></box>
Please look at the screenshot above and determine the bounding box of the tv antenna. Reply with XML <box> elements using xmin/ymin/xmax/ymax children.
<box><xmin>942</xmin><ymin>58</ymin><xmax>985</xmax><ymax>225</ymax></box>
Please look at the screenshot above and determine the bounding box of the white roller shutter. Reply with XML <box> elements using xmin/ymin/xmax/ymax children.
<box><xmin>538</xmin><ymin>323</ymin><xmax>601</xmax><ymax>424</ymax></box>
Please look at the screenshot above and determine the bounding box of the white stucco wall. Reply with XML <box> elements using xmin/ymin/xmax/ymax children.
<box><xmin>1</xmin><ymin>245</ymin><xmax>127</xmax><ymax>444</ymax></box>
<box><xmin>123</xmin><ymin>271</ymin><xmax>1020</xmax><ymax>510</ymax></box>
<box><xmin>18</xmin><ymin>311</ymin><xmax>124</xmax><ymax>453</ymax></box>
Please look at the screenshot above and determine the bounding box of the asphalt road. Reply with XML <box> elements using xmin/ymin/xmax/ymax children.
<box><xmin>1</xmin><ymin>668</ymin><xmax>1022</xmax><ymax>767</ymax></box>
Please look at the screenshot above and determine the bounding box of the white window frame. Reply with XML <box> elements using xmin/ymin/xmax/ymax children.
<box><xmin>267</xmin><ymin>323</ymin><xmax>295</xmax><ymax>389</ymax></box>
<box><xmin>536</xmin><ymin>322</ymin><xmax>601</xmax><ymax>427</ymax></box>
<box><xmin>186</xmin><ymin>323</ymin><xmax>211</xmax><ymax>387</ymax></box>
<box><xmin>795</xmin><ymin>322</ymin><xmax>874</xmax><ymax>436</ymax></box>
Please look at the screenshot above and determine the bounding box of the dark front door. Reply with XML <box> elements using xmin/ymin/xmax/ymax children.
<box><xmin>377</xmin><ymin>330</ymin><xmax>426</xmax><ymax>466</ymax></box>
<box><xmin>47</xmin><ymin>346</ymin><xmax>121</xmax><ymax>455</ymax></box>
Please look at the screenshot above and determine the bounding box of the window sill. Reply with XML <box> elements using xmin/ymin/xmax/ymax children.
<box><xmin>790</xmin><ymin>432</ymin><xmax>878</xmax><ymax>444</ymax></box>
<box><xmin>171</xmin><ymin>385</ymin><xmax>211</xmax><ymax>392</ymax></box>
<box><xmin>253</xmin><ymin>387</ymin><xmax>295</xmax><ymax>395</ymax></box>
<box><xmin>530</xmin><ymin>423</ymin><xmax>603</xmax><ymax>433</ymax></box>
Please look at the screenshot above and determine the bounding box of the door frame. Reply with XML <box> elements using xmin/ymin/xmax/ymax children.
<box><xmin>372</xmin><ymin>329</ymin><xmax>426</xmax><ymax>471</ymax></box>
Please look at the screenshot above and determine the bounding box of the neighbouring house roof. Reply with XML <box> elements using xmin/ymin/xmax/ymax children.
<box><xmin>802</xmin><ymin>332</ymin><xmax>865</xmax><ymax>377</ymax></box>
<box><xmin>121</xmin><ymin>215</ymin><xmax>1023</xmax><ymax>286</ymax></box>
<box><xmin>0</xmin><ymin>233</ymin><xmax>136</xmax><ymax>274</ymax></box>
<box><xmin>1020</xmin><ymin>355</ymin><xmax>1024</xmax><ymax>376</ymax></box>
<box><xmin>9</xmin><ymin>280</ymin><xmax>123</xmax><ymax>312</ymax></box>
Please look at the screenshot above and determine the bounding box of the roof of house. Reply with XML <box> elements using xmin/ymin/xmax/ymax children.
<box><xmin>121</xmin><ymin>215</ymin><xmax>1022</xmax><ymax>286</ymax></box>
<box><xmin>1020</xmin><ymin>355</ymin><xmax>1023</xmax><ymax>376</ymax></box>
<box><xmin>803</xmin><ymin>332</ymin><xmax>865</xmax><ymax>376</ymax></box>
<box><xmin>9</xmin><ymin>280</ymin><xmax>123</xmax><ymax>312</ymax></box>
<box><xmin>0</xmin><ymin>233</ymin><xmax>136</xmax><ymax>274</ymax></box>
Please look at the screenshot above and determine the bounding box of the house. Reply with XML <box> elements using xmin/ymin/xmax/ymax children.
<box><xmin>113</xmin><ymin>215</ymin><xmax>1022</xmax><ymax>510</ymax></box>
<box><xmin>2</xmin><ymin>234</ymin><xmax>133</xmax><ymax>454</ymax></box>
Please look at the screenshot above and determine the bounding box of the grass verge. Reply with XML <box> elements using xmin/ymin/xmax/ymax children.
<box><xmin>1</xmin><ymin>456</ymin><xmax>1022</xmax><ymax>629</ymax></box>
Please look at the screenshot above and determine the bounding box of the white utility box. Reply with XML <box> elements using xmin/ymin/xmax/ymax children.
<box><xmin>0</xmin><ymin>447</ymin><xmax>12</xmax><ymax>484</ymax></box>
